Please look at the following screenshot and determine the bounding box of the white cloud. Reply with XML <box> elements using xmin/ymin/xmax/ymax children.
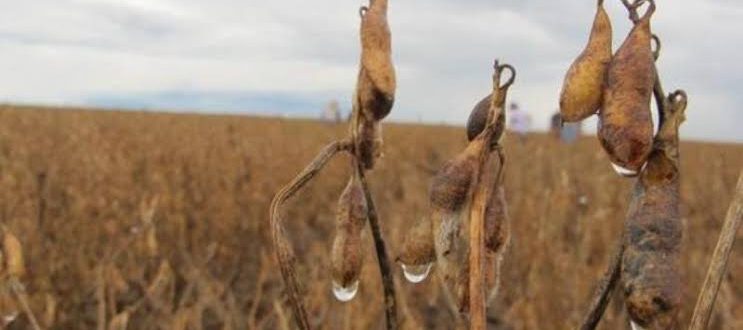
<box><xmin>0</xmin><ymin>0</ymin><xmax>740</xmax><ymax>142</ymax></box>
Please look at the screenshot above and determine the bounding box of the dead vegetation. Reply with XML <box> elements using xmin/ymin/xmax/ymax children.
<box><xmin>0</xmin><ymin>105</ymin><xmax>740</xmax><ymax>329</ymax></box>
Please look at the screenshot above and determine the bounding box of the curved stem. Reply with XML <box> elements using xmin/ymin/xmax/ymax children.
<box><xmin>579</xmin><ymin>240</ymin><xmax>624</xmax><ymax>330</ymax></box>
<box><xmin>356</xmin><ymin>161</ymin><xmax>399</xmax><ymax>330</ymax></box>
<box><xmin>497</xmin><ymin>64</ymin><xmax>517</xmax><ymax>90</ymax></box>
<box><xmin>651</xmin><ymin>34</ymin><xmax>662</xmax><ymax>61</ymax></box>
<box><xmin>270</xmin><ymin>140</ymin><xmax>351</xmax><ymax>330</ymax></box>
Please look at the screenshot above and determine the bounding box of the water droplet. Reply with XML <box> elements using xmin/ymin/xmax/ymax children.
<box><xmin>332</xmin><ymin>280</ymin><xmax>359</xmax><ymax>302</ymax></box>
<box><xmin>630</xmin><ymin>321</ymin><xmax>646</xmax><ymax>330</ymax></box>
<box><xmin>611</xmin><ymin>162</ymin><xmax>638</xmax><ymax>177</ymax></box>
<box><xmin>402</xmin><ymin>263</ymin><xmax>433</xmax><ymax>283</ymax></box>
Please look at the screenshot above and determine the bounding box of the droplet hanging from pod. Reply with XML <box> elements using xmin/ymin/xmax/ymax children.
<box><xmin>398</xmin><ymin>216</ymin><xmax>435</xmax><ymax>284</ymax></box>
<box><xmin>330</xmin><ymin>167</ymin><xmax>368</xmax><ymax>302</ymax></box>
<box><xmin>599</xmin><ymin>0</ymin><xmax>656</xmax><ymax>175</ymax></box>
<box><xmin>559</xmin><ymin>0</ymin><xmax>613</xmax><ymax>122</ymax></box>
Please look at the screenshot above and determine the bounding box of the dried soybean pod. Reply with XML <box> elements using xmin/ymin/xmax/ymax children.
<box><xmin>559</xmin><ymin>0</ymin><xmax>613</xmax><ymax>122</ymax></box>
<box><xmin>465</xmin><ymin>64</ymin><xmax>516</xmax><ymax>142</ymax></box>
<box><xmin>356</xmin><ymin>117</ymin><xmax>383</xmax><ymax>170</ymax></box>
<box><xmin>484</xmin><ymin>153</ymin><xmax>510</xmax><ymax>254</ymax></box>
<box><xmin>483</xmin><ymin>151</ymin><xmax>510</xmax><ymax>305</ymax></box>
<box><xmin>622</xmin><ymin>90</ymin><xmax>687</xmax><ymax>329</ymax></box>
<box><xmin>358</xmin><ymin>0</ymin><xmax>396</xmax><ymax>121</ymax></box>
<box><xmin>398</xmin><ymin>216</ymin><xmax>435</xmax><ymax>283</ymax></box>
<box><xmin>484</xmin><ymin>185</ymin><xmax>509</xmax><ymax>253</ymax></box>
<box><xmin>599</xmin><ymin>0</ymin><xmax>656</xmax><ymax>175</ymax></box>
<box><xmin>429</xmin><ymin>136</ymin><xmax>488</xmax><ymax>314</ymax></box>
<box><xmin>330</xmin><ymin>167</ymin><xmax>368</xmax><ymax>300</ymax></box>
<box><xmin>430</xmin><ymin>137</ymin><xmax>487</xmax><ymax>213</ymax></box>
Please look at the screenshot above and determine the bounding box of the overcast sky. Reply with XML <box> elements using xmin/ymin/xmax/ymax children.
<box><xmin>0</xmin><ymin>0</ymin><xmax>741</xmax><ymax>142</ymax></box>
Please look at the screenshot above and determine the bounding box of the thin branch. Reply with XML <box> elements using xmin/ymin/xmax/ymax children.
<box><xmin>8</xmin><ymin>278</ymin><xmax>43</xmax><ymax>330</ymax></box>
<box><xmin>96</xmin><ymin>266</ymin><xmax>106</xmax><ymax>330</ymax></box>
<box><xmin>356</xmin><ymin>161</ymin><xmax>399</xmax><ymax>330</ymax></box>
<box><xmin>270</xmin><ymin>140</ymin><xmax>351</xmax><ymax>330</ymax></box>
<box><xmin>689</xmin><ymin>171</ymin><xmax>743</xmax><ymax>330</ymax></box>
<box><xmin>579</xmin><ymin>240</ymin><xmax>625</xmax><ymax>330</ymax></box>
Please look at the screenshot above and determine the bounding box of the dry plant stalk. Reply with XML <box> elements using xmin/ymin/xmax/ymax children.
<box><xmin>426</xmin><ymin>61</ymin><xmax>515</xmax><ymax>329</ymax></box>
<box><xmin>269</xmin><ymin>1</ymin><xmax>397</xmax><ymax>329</ymax></box>
<box><xmin>688</xmin><ymin>171</ymin><xmax>743</xmax><ymax>330</ymax></box>
<box><xmin>270</xmin><ymin>140</ymin><xmax>352</xmax><ymax>329</ymax></box>
<box><xmin>579</xmin><ymin>240</ymin><xmax>624</xmax><ymax>330</ymax></box>
<box><xmin>467</xmin><ymin>62</ymin><xmax>515</xmax><ymax>330</ymax></box>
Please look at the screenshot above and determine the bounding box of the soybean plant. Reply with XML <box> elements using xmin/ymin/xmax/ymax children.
<box><xmin>269</xmin><ymin>1</ymin><xmax>398</xmax><ymax>329</ymax></box>
<box><xmin>399</xmin><ymin>60</ymin><xmax>516</xmax><ymax>329</ymax></box>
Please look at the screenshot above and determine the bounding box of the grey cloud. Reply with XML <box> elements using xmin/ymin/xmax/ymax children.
<box><xmin>0</xmin><ymin>0</ymin><xmax>740</xmax><ymax>142</ymax></box>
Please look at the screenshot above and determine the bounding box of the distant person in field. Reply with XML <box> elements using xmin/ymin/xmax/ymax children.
<box><xmin>550</xmin><ymin>111</ymin><xmax>581</xmax><ymax>143</ymax></box>
<box><xmin>508</xmin><ymin>102</ymin><xmax>531</xmax><ymax>143</ymax></box>
<box><xmin>550</xmin><ymin>112</ymin><xmax>562</xmax><ymax>139</ymax></box>
<box><xmin>561</xmin><ymin>121</ymin><xmax>581</xmax><ymax>143</ymax></box>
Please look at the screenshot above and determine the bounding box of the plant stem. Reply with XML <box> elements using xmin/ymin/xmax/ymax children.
<box><xmin>689</xmin><ymin>171</ymin><xmax>743</xmax><ymax>330</ymax></box>
<box><xmin>579</xmin><ymin>240</ymin><xmax>624</xmax><ymax>330</ymax></box>
<box><xmin>356</xmin><ymin>162</ymin><xmax>399</xmax><ymax>330</ymax></box>
<box><xmin>8</xmin><ymin>278</ymin><xmax>42</xmax><ymax>330</ymax></box>
<box><xmin>467</xmin><ymin>158</ymin><xmax>491</xmax><ymax>330</ymax></box>
<box><xmin>269</xmin><ymin>140</ymin><xmax>351</xmax><ymax>330</ymax></box>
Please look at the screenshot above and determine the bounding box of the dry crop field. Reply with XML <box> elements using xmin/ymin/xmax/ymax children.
<box><xmin>0</xmin><ymin>105</ymin><xmax>740</xmax><ymax>329</ymax></box>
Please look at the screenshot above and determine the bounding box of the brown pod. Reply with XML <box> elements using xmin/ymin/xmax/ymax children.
<box><xmin>330</xmin><ymin>169</ymin><xmax>368</xmax><ymax>292</ymax></box>
<box><xmin>398</xmin><ymin>216</ymin><xmax>435</xmax><ymax>283</ymax></box>
<box><xmin>465</xmin><ymin>65</ymin><xmax>515</xmax><ymax>142</ymax></box>
<box><xmin>599</xmin><ymin>1</ymin><xmax>656</xmax><ymax>175</ymax></box>
<box><xmin>429</xmin><ymin>136</ymin><xmax>488</xmax><ymax>313</ymax></box>
<box><xmin>485</xmin><ymin>185</ymin><xmax>510</xmax><ymax>254</ymax></box>
<box><xmin>622</xmin><ymin>91</ymin><xmax>687</xmax><ymax>329</ymax></box>
<box><xmin>559</xmin><ymin>0</ymin><xmax>613</xmax><ymax>122</ymax></box>
<box><xmin>465</xmin><ymin>95</ymin><xmax>506</xmax><ymax>143</ymax></box>
<box><xmin>430</xmin><ymin>137</ymin><xmax>486</xmax><ymax>212</ymax></box>
<box><xmin>358</xmin><ymin>0</ymin><xmax>396</xmax><ymax>121</ymax></box>
<box><xmin>399</xmin><ymin>216</ymin><xmax>435</xmax><ymax>268</ymax></box>
<box><xmin>356</xmin><ymin>117</ymin><xmax>383</xmax><ymax>170</ymax></box>
<box><xmin>482</xmin><ymin>153</ymin><xmax>510</xmax><ymax>304</ymax></box>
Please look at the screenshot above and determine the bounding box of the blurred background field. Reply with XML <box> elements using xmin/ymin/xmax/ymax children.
<box><xmin>0</xmin><ymin>105</ymin><xmax>740</xmax><ymax>329</ymax></box>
